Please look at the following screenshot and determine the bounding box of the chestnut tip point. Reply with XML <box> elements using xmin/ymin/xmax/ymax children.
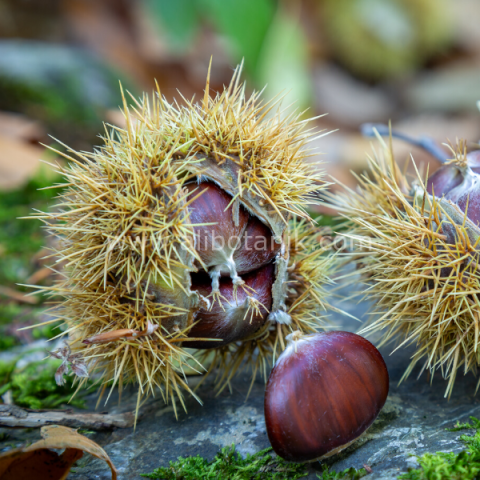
<box><xmin>285</xmin><ymin>330</ymin><xmax>303</xmax><ymax>344</ymax></box>
<box><xmin>232</xmin><ymin>276</ymin><xmax>244</xmax><ymax>286</ymax></box>
<box><xmin>268</xmin><ymin>310</ymin><xmax>291</xmax><ymax>325</ymax></box>
<box><xmin>264</xmin><ymin>331</ymin><xmax>389</xmax><ymax>463</ymax></box>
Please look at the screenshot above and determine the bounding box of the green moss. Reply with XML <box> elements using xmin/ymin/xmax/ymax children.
<box><xmin>318</xmin><ymin>465</ymin><xmax>367</xmax><ymax>479</ymax></box>
<box><xmin>31</xmin><ymin>321</ymin><xmax>63</xmax><ymax>341</ymax></box>
<box><xmin>399</xmin><ymin>417</ymin><xmax>480</xmax><ymax>480</ymax></box>
<box><xmin>0</xmin><ymin>166</ymin><xmax>62</xmax><ymax>287</ymax></box>
<box><xmin>0</xmin><ymin>168</ymin><xmax>65</xmax><ymax>350</ymax></box>
<box><xmin>0</xmin><ymin>304</ymin><xmax>24</xmax><ymax>326</ymax></box>
<box><xmin>0</xmin><ymin>75</ymin><xmax>98</xmax><ymax>127</ymax></box>
<box><xmin>0</xmin><ymin>335</ymin><xmax>18</xmax><ymax>351</ymax></box>
<box><xmin>141</xmin><ymin>445</ymin><xmax>367</xmax><ymax>480</ymax></box>
<box><xmin>0</xmin><ymin>361</ymin><xmax>16</xmax><ymax>386</ymax></box>
<box><xmin>0</xmin><ymin>359</ymin><xmax>89</xmax><ymax>409</ymax></box>
<box><xmin>141</xmin><ymin>446</ymin><xmax>305</xmax><ymax>479</ymax></box>
<box><xmin>141</xmin><ymin>419</ymin><xmax>480</xmax><ymax>480</ymax></box>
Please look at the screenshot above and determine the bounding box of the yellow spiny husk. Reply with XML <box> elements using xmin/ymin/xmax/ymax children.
<box><xmin>33</xmin><ymin>63</ymin><xmax>335</xmax><ymax>417</ymax></box>
<box><xmin>332</xmin><ymin>137</ymin><xmax>480</xmax><ymax>398</ymax></box>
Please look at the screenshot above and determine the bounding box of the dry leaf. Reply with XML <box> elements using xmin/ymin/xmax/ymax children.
<box><xmin>0</xmin><ymin>111</ymin><xmax>45</xmax><ymax>143</ymax></box>
<box><xmin>0</xmin><ymin>134</ymin><xmax>43</xmax><ymax>191</ymax></box>
<box><xmin>0</xmin><ymin>425</ymin><xmax>117</xmax><ymax>480</ymax></box>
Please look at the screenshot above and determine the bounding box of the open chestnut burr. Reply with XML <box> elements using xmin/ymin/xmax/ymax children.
<box><xmin>264</xmin><ymin>331</ymin><xmax>389</xmax><ymax>463</ymax></box>
<box><xmin>37</xmin><ymin>64</ymin><xmax>336</xmax><ymax>416</ymax></box>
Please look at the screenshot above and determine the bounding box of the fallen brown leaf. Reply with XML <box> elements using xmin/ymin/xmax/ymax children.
<box><xmin>26</xmin><ymin>266</ymin><xmax>53</xmax><ymax>285</ymax></box>
<box><xmin>0</xmin><ymin>425</ymin><xmax>117</xmax><ymax>480</ymax></box>
<box><xmin>0</xmin><ymin>111</ymin><xmax>45</xmax><ymax>143</ymax></box>
<box><xmin>0</xmin><ymin>448</ymin><xmax>83</xmax><ymax>480</ymax></box>
<box><xmin>0</xmin><ymin>134</ymin><xmax>43</xmax><ymax>191</ymax></box>
<box><xmin>62</xmin><ymin>0</ymin><xmax>152</xmax><ymax>87</ymax></box>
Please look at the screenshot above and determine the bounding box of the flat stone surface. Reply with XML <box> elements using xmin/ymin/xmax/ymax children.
<box><xmin>2</xmin><ymin>302</ymin><xmax>480</xmax><ymax>479</ymax></box>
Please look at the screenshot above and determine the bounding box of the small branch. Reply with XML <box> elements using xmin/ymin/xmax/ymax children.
<box><xmin>0</xmin><ymin>404</ymin><xmax>134</xmax><ymax>430</ymax></box>
<box><xmin>83</xmin><ymin>321</ymin><xmax>159</xmax><ymax>345</ymax></box>
<box><xmin>361</xmin><ymin>123</ymin><xmax>449</xmax><ymax>163</ymax></box>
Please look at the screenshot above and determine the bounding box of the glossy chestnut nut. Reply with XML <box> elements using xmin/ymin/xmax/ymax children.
<box><xmin>187</xmin><ymin>262</ymin><xmax>274</xmax><ymax>348</ymax></box>
<box><xmin>232</xmin><ymin>216</ymin><xmax>281</xmax><ymax>275</ymax></box>
<box><xmin>186</xmin><ymin>182</ymin><xmax>280</xmax><ymax>278</ymax></box>
<box><xmin>425</xmin><ymin>150</ymin><xmax>480</xmax><ymax>227</ymax></box>
<box><xmin>186</xmin><ymin>182</ymin><xmax>248</xmax><ymax>274</ymax></box>
<box><xmin>426</xmin><ymin>164</ymin><xmax>463</xmax><ymax>198</ymax></box>
<box><xmin>264</xmin><ymin>331</ymin><xmax>389</xmax><ymax>462</ymax></box>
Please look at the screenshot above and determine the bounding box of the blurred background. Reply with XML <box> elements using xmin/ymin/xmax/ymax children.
<box><xmin>0</xmin><ymin>0</ymin><xmax>480</xmax><ymax>406</ymax></box>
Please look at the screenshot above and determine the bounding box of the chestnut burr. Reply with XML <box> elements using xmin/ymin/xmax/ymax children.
<box><xmin>264</xmin><ymin>331</ymin><xmax>389</xmax><ymax>462</ymax></box>
<box><xmin>34</xmin><ymin>62</ymin><xmax>333</xmax><ymax>417</ymax></box>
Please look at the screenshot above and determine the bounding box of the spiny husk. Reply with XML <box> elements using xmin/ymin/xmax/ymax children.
<box><xmin>195</xmin><ymin>219</ymin><xmax>339</xmax><ymax>396</ymax></box>
<box><xmin>33</xmin><ymin>64</ymin><xmax>331</xmax><ymax>416</ymax></box>
<box><xmin>332</xmin><ymin>137</ymin><xmax>480</xmax><ymax>397</ymax></box>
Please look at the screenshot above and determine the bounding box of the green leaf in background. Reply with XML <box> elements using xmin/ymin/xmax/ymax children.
<box><xmin>144</xmin><ymin>0</ymin><xmax>200</xmax><ymax>52</ymax></box>
<box><xmin>199</xmin><ymin>0</ymin><xmax>275</xmax><ymax>74</ymax></box>
<box><xmin>257</xmin><ymin>8</ymin><xmax>312</xmax><ymax>116</ymax></box>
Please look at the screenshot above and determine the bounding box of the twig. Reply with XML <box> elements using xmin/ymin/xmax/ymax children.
<box><xmin>0</xmin><ymin>285</ymin><xmax>38</xmax><ymax>304</ymax></box>
<box><xmin>0</xmin><ymin>404</ymin><xmax>134</xmax><ymax>430</ymax></box>
<box><xmin>361</xmin><ymin>123</ymin><xmax>449</xmax><ymax>163</ymax></box>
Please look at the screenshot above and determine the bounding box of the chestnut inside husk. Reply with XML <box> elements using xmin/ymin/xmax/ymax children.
<box><xmin>187</xmin><ymin>263</ymin><xmax>274</xmax><ymax>349</ymax></box>
<box><xmin>264</xmin><ymin>331</ymin><xmax>389</xmax><ymax>463</ymax></box>
<box><xmin>184</xmin><ymin>181</ymin><xmax>280</xmax><ymax>348</ymax></box>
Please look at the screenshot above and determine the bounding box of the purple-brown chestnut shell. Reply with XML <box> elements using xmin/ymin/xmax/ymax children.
<box><xmin>264</xmin><ymin>331</ymin><xmax>389</xmax><ymax>463</ymax></box>
<box><xmin>187</xmin><ymin>263</ymin><xmax>274</xmax><ymax>348</ymax></box>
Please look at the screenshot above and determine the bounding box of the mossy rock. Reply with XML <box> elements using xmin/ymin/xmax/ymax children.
<box><xmin>0</xmin><ymin>358</ymin><xmax>89</xmax><ymax>409</ymax></box>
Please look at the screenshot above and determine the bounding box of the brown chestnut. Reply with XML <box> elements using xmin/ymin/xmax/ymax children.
<box><xmin>425</xmin><ymin>150</ymin><xmax>480</xmax><ymax>227</ymax></box>
<box><xmin>187</xmin><ymin>263</ymin><xmax>274</xmax><ymax>349</ymax></box>
<box><xmin>186</xmin><ymin>182</ymin><xmax>281</xmax><ymax>290</ymax></box>
<box><xmin>264</xmin><ymin>331</ymin><xmax>389</xmax><ymax>462</ymax></box>
<box><xmin>232</xmin><ymin>216</ymin><xmax>281</xmax><ymax>275</ymax></box>
<box><xmin>186</xmin><ymin>182</ymin><xmax>249</xmax><ymax>285</ymax></box>
<box><xmin>426</xmin><ymin>164</ymin><xmax>463</xmax><ymax>198</ymax></box>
